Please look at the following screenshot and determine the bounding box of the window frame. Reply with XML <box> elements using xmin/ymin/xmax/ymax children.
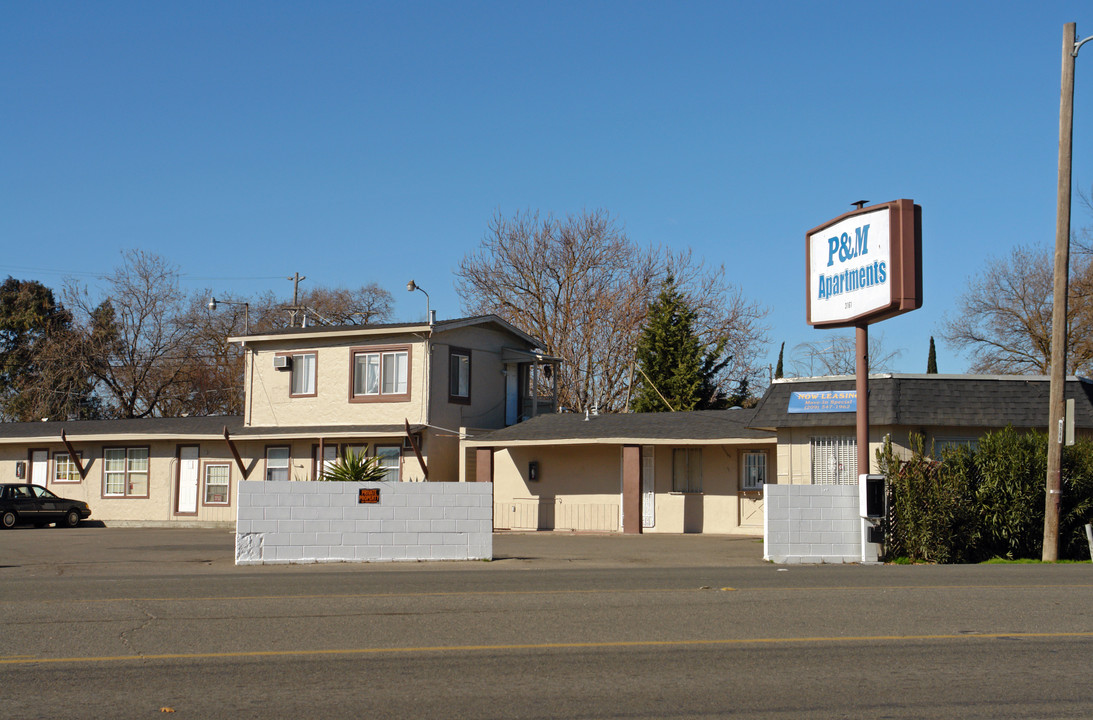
<box><xmin>282</xmin><ymin>351</ymin><xmax>318</xmax><ymax>398</ymax></box>
<box><xmin>448</xmin><ymin>347</ymin><xmax>472</xmax><ymax>404</ymax></box>
<box><xmin>202</xmin><ymin>462</ymin><xmax>232</xmax><ymax>505</ymax></box>
<box><xmin>265</xmin><ymin>446</ymin><xmax>291</xmax><ymax>482</ymax></box>
<box><xmin>52</xmin><ymin>450</ymin><xmax>83</xmax><ymax>484</ymax></box>
<box><xmin>374</xmin><ymin>444</ymin><xmax>402</xmax><ymax>482</ymax></box>
<box><xmin>741</xmin><ymin>451</ymin><xmax>767</xmax><ymax>491</ymax></box>
<box><xmin>671</xmin><ymin>447</ymin><xmax>703</xmax><ymax>493</ymax></box>
<box><xmin>810</xmin><ymin>436</ymin><xmax>858</xmax><ymax>485</ymax></box>
<box><xmin>349</xmin><ymin>345</ymin><xmax>411</xmax><ymax>403</ymax></box>
<box><xmin>101</xmin><ymin>446</ymin><xmax>150</xmax><ymax>498</ymax></box>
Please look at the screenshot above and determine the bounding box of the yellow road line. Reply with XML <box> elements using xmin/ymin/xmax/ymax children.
<box><xmin>3</xmin><ymin>631</ymin><xmax>1092</xmax><ymax>666</ymax></box>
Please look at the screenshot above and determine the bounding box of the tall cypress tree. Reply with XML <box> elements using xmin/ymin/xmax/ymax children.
<box><xmin>774</xmin><ymin>342</ymin><xmax>785</xmax><ymax>380</ymax></box>
<box><xmin>927</xmin><ymin>336</ymin><xmax>938</xmax><ymax>374</ymax></box>
<box><xmin>632</xmin><ymin>278</ymin><xmax>728</xmax><ymax>412</ymax></box>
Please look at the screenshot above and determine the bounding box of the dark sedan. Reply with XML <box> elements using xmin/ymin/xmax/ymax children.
<box><xmin>0</xmin><ymin>484</ymin><xmax>92</xmax><ymax>529</ymax></box>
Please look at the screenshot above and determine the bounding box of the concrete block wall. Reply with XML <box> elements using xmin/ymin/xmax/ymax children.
<box><xmin>764</xmin><ymin>485</ymin><xmax>867</xmax><ymax>564</ymax></box>
<box><xmin>235</xmin><ymin>481</ymin><xmax>493</xmax><ymax>565</ymax></box>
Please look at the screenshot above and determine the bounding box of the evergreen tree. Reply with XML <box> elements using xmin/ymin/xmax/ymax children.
<box><xmin>632</xmin><ymin>278</ymin><xmax>730</xmax><ymax>412</ymax></box>
<box><xmin>927</xmin><ymin>336</ymin><xmax>938</xmax><ymax>374</ymax></box>
<box><xmin>774</xmin><ymin>342</ymin><xmax>784</xmax><ymax>379</ymax></box>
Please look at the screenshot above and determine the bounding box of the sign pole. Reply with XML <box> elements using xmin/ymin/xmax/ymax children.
<box><xmin>855</xmin><ymin>323</ymin><xmax>869</xmax><ymax>476</ymax></box>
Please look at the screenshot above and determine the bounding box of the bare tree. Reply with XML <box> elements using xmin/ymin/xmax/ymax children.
<box><xmin>294</xmin><ymin>284</ymin><xmax>393</xmax><ymax>325</ymax></box>
<box><xmin>65</xmin><ymin>250</ymin><xmax>198</xmax><ymax>418</ymax></box>
<box><xmin>940</xmin><ymin>245</ymin><xmax>1093</xmax><ymax>375</ymax></box>
<box><xmin>456</xmin><ymin>209</ymin><xmax>769</xmax><ymax>412</ymax></box>
<box><xmin>789</xmin><ymin>331</ymin><xmax>903</xmax><ymax>377</ymax></box>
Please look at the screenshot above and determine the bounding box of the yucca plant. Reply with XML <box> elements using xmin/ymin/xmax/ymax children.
<box><xmin>321</xmin><ymin>449</ymin><xmax>388</xmax><ymax>482</ymax></box>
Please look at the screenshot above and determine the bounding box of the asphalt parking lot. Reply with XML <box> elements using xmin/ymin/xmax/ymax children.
<box><xmin>0</xmin><ymin>524</ymin><xmax>768</xmax><ymax>577</ymax></box>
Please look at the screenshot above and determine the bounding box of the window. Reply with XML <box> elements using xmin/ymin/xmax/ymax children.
<box><xmin>810</xmin><ymin>436</ymin><xmax>857</xmax><ymax>485</ymax></box>
<box><xmin>351</xmin><ymin>346</ymin><xmax>410</xmax><ymax>401</ymax></box>
<box><xmin>672</xmin><ymin>448</ymin><xmax>702</xmax><ymax>493</ymax></box>
<box><xmin>289</xmin><ymin>353</ymin><xmax>317</xmax><ymax>396</ymax></box>
<box><xmin>266</xmin><ymin>446</ymin><xmax>291</xmax><ymax>481</ymax></box>
<box><xmin>934</xmin><ymin>437</ymin><xmax>978</xmax><ymax>459</ymax></box>
<box><xmin>449</xmin><ymin>348</ymin><xmax>471</xmax><ymax>403</ymax></box>
<box><xmin>103</xmin><ymin>447</ymin><xmax>149</xmax><ymax>497</ymax></box>
<box><xmin>742</xmin><ymin>452</ymin><xmax>766</xmax><ymax>490</ymax></box>
<box><xmin>53</xmin><ymin>452</ymin><xmax>82</xmax><ymax>484</ymax></box>
<box><xmin>375</xmin><ymin>445</ymin><xmax>401</xmax><ymax>482</ymax></box>
<box><xmin>204</xmin><ymin>464</ymin><xmax>231</xmax><ymax>504</ymax></box>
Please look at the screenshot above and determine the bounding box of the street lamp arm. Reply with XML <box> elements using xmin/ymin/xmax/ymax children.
<box><xmin>1074</xmin><ymin>35</ymin><xmax>1093</xmax><ymax>57</ymax></box>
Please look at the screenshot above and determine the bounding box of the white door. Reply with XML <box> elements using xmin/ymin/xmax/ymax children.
<box><xmin>642</xmin><ymin>446</ymin><xmax>655</xmax><ymax>528</ymax></box>
<box><xmin>30</xmin><ymin>450</ymin><xmax>48</xmax><ymax>487</ymax></box>
<box><xmin>177</xmin><ymin>446</ymin><xmax>199</xmax><ymax>514</ymax></box>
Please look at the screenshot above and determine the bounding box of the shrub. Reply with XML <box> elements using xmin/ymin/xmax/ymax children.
<box><xmin>321</xmin><ymin>449</ymin><xmax>388</xmax><ymax>482</ymax></box>
<box><xmin>881</xmin><ymin>429</ymin><xmax>1093</xmax><ymax>562</ymax></box>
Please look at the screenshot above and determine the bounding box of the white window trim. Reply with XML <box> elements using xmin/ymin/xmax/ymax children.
<box><xmin>289</xmin><ymin>352</ymin><xmax>317</xmax><ymax>397</ymax></box>
<box><xmin>53</xmin><ymin>451</ymin><xmax>82</xmax><ymax>484</ymax></box>
<box><xmin>810</xmin><ymin>436</ymin><xmax>858</xmax><ymax>485</ymax></box>
<box><xmin>203</xmin><ymin>463</ymin><xmax>231</xmax><ymax>505</ymax></box>
<box><xmin>742</xmin><ymin>451</ymin><xmax>767</xmax><ymax>491</ymax></box>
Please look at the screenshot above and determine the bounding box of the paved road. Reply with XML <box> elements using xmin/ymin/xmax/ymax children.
<box><xmin>3</xmin><ymin>527</ymin><xmax>1093</xmax><ymax>718</ymax></box>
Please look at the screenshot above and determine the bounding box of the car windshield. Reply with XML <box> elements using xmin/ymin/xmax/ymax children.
<box><xmin>31</xmin><ymin>486</ymin><xmax>58</xmax><ymax>499</ymax></box>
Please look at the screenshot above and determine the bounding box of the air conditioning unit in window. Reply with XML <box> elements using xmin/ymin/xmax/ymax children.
<box><xmin>273</xmin><ymin>355</ymin><xmax>292</xmax><ymax>370</ymax></box>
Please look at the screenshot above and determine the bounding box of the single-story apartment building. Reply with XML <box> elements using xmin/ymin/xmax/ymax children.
<box><xmin>464</xmin><ymin>409</ymin><xmax>776</xmax><ymax>535</ymax></box>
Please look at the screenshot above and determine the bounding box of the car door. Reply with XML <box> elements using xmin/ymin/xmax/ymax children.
<box><xmin>10</xmin><ymin>485</ymin><xmax>41</xmax><ymax>522</ymax></box>
<box><xmin>31</xmin><ymin>485</ymin><xmax>63</xmax><ymax>523</ymax></box>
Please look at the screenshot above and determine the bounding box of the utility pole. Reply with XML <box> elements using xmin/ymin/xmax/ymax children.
<box><xmin>287</xmin><ymin>272</ymin><xmax>306</xmax><ymax>327</ymax></box>
<box><xmin>1044</xmin><ymin>23</ymin><xmax>1091</xmax><ymax>561</ymax></box>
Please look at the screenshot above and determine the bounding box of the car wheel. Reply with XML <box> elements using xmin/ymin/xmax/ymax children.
<box><xmin>1</xmin><ymin>511</ymin><xmax>16</xmax><ymax>529</ymax></box>
<box><xmin>63</xmin><ymin>509</ymin><xmax>81</xmax><ymax>528</ymax></box>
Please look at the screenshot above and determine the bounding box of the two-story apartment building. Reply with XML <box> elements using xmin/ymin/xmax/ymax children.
<box><xmin>0</xmin><ymin>315</ymin><xmax>556</xmax><ymax>526</ymax></box>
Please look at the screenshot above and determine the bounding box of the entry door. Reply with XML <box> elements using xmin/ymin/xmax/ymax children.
<box><xmin>177</xmin><ymin>446</ymin><xmax>200</xmax><ymax>514</ymax></box>
<box><xmin>30</xmin><ymin>450</ymin><xmax>48</xmax><ymax>487</ymax></box>
<box><xmin>642</xmin><ymin>446</ymin><xmax>655</xmax><ymax>528</ymax></box>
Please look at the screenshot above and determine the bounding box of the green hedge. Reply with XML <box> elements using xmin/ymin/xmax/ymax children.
<box><xmin>879</xmin><ymin>428</ymin><xmax>1093</xmax><ymax>563</ymax></box>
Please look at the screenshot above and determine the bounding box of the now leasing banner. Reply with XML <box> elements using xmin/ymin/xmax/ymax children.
<box><xmin>788</xmin><ymin>390</ymin><xmax>857</xmax><ymax>413</ymax></box>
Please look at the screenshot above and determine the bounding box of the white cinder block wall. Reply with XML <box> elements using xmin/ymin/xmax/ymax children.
<box><xmin>235</xmin><ymin>481</ymin><xmax>493</xmax><ymax>565</ymax></box>
<box><xmin>764</xmin><ymin>485</ymin><xmax>865</xmax><ymax>564</ymax></box>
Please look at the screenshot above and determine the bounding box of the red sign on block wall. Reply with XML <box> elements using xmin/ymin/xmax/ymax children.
<box><xmin>358</xmin><ymin>488</ymin><xmax>380</xmax><ymax>504</ymax></box>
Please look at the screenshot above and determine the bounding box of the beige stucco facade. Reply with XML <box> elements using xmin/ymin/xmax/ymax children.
<box><xmin>483</xmin><ymin>439</ymin><xmax>775</xmax><ymax>535</ymax></box>
<box><xmin>0</xmin><ymin>316</ymin><xmax>554</xmax><ymax>527</ymax></box>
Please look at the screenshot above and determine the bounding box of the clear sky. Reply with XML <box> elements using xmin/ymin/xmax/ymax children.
<box><xmin>3</xmin><ymin>1</ymin><xmax>1091</xmax><ymax>381</ymax></box>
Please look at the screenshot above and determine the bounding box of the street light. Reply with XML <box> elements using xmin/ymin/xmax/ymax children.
<box><xmin>208</xmin><ymin>297</ymin><xmax>250</xmax><ymax>335</ymax></box>
<box><xmin>406</xmin><ymin>280</ymin><xmax>431</xmax><ymax>323</ymax></box>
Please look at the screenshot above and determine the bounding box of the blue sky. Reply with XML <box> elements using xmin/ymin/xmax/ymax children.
<box><xmin>3</xmin><ymin>1</ymin><xmax>1092</xmax><ymax>380</ymax></box>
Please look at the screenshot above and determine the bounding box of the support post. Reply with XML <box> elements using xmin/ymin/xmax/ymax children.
<box><xmin>59</xmin><ymin>430</ymin><xmax>88</xmax><ymax>479</ymax></box>
<box><xmin>1044</xmin><ymin>22</ymin><xmax>1077</xmax><ymax>562</ymax></box>
<box><xmin>621</xmin><ymin>445</ymin><xmax>642</xmax><ymax>534</ymax></box>
<box><xmin>855</xmin><ymin>323</ymin><xmax>869</xmax><ymax>476</ymax></box>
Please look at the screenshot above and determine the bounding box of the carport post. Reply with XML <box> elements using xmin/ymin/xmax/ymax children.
<box><xmin>475</xmin><ymin>447</ymin><xmax>494</xmax><ymax>484</ymax></box>
<box><xmin>621</xmin><ymin>445</ymin><xmax>642</xmax><ymax>534</ymax></box>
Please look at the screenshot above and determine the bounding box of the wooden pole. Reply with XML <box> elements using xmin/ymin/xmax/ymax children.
<box><xmin>1043</xmin><ymin>22</ymin><xmax>1076</xmax><ymax>562</ymax></box>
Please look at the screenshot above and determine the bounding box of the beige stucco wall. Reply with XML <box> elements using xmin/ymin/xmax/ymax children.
<box><xmin>773</xmin><ymin>424</ymin><xmax>1026</xmax><ymax>485</ymax></box>
<box><xmin>489</xmin><ymin>442</ymin><xmax>775</xmax><ymax>535</ymax></box>
<box><xmin>0</xmin><ymin>439</ymin><xmax>238</xmax><ymax>525</ymax></box>
<box><xmin>427</xmin><ymin>325</ymin><xmax>520</xmax><ymax>433</ymax></box>
<box><xmin>493</xmin><ymin>445</ymin><xmax>622</xmax><ymax>532</ymax></box>
<box><xmin>244</xmin><ymin>332</ymin><xmax>429</xmax><ymax>428</ymax></box>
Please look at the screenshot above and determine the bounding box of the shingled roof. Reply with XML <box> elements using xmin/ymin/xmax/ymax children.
<box><xmin>748</xmin><ymin>374</ymin><xmax>1093</xmax><ymax>430</ymax></box>
<box><xmin>0</xmin><ymin>415</ymin><xmax>245</xmax><ymax>443</ymax></box>
<box><xmin>465</xmin><ymin>408</ymin><xmax>774</xmax><ymax>446</ymax></box>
